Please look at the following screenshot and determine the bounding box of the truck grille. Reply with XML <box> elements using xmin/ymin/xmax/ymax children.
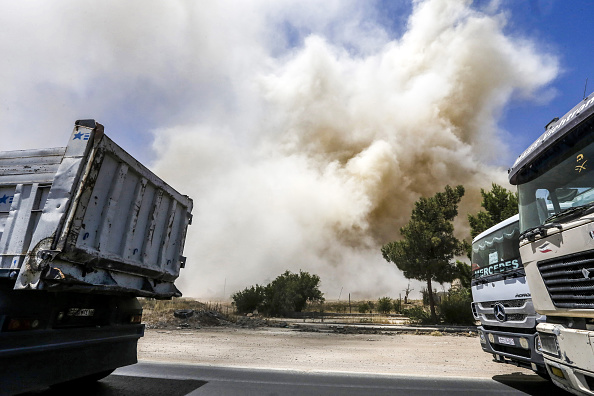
<box><xmin>485</xmin><ymin>314</ymin><xmax>527</xmax><ymax>321</ymax></box>
<box><xmin>478</xmin><ymin>299</ymin><xmax>529</xmax><ymax>323</ymax></box>
<box><xmin>537</xmin><ymin>250</ymin><xmax>594</xmax><ymax>309</ymax></box>
<box><xmin>484</xmin><ymin>300</ymin><xmax>527</xmax><ymax>308</ymax></box>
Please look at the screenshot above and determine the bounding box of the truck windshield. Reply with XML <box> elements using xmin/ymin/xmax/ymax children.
<box><xmin>517</xmin><ymin>136</ymin><xmax>594</xmax><ymax>232</ymax></box>
<box><xmin>472</xmin><ymin>220</ymin><xmax>521</xmax><ymax>280</ymax></box>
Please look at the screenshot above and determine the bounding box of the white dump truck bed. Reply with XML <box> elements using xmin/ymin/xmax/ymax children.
<box><xmin>0</xmin><ymin>120</ymin><xmax>192</xmax><ymax>298</ymax></box>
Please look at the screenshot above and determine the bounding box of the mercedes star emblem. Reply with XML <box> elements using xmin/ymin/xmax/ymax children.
<box><xmin>493</xmin><ymin>303</ymin><xmax>507</xmax><ymax>322</ymax></box>
<box><xmin>583</xmin><ymin>268</ymin><xmax>591</xmax><ymax>279</ymax></box>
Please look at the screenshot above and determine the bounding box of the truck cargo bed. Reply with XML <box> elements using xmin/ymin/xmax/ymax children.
<box><xmin>0</xmin><ymin>120</ymin><xmax>192</xmax><ymax>298</ymax></box>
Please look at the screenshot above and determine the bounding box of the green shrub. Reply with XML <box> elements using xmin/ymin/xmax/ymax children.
<box><xmin>393</xmin><ymin>299</ymin><xmax>402</xmax><ymax>313</ymax></box>
<box><xmin>377</xmin><ymin>297</ymin><xmax>393</xmax><ymax>314</ymax></box>
<box><xmin>403</xmin><ymin>305</ymin><xmax>434</xmax><ymax>325</ymax></box>
<box><xmin>439</xmin><ymin>287</ymin><xmax>474</xmax><ymax>325</ymax></box>
<box><xmin>231</xmin><ymin>285</ymin><xmax>265</xmax><ymax>314</ymax></box>
<box><xmin>358</xmin><ymin>302</ymin><xmax>370</xmax><ymax>313</ymax></box>
<box><xmin>262</xmin><ymin>270</ymin><xmax>324</xmax><ymax>316</ymax></box>
<box><xmin>233</xmin><ymin>270</ymin><xmax>325</xmax><ymax>317</ymax></box>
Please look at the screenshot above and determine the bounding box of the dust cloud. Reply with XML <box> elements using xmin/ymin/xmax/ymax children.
<box><xmin>152</xmin><ymin>0</ymin><xmax>558</xmax><ymax>299</ymax></box>
<box><xmin>0</xmin><ymin>0</ymin><xmax>557</xmax><ymax>300</ymax></box>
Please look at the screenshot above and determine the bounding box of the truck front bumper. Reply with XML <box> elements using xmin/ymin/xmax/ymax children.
<box><xmin>538</xmin><ymin>322</ymin><xmax>594</xmax><ymax>395</ymax></box>
<box><xmin>477</xmin><ymin>326</ymin><xmax>545</xmax><ymax>373</ymax></box>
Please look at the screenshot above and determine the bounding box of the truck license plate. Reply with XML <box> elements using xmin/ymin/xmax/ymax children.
<box><xmin>498</xmin><ymin>336</ymin><xmax>515</xmax><ymax>346</ymax></box>
<box><xmin>68</xmin><ymin>308</ymin><xmax>95</xmax><ymax>317</ymax></box>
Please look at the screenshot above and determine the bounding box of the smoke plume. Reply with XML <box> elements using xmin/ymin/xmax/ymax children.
<box><xmin>0</xmin><ymin>0</ymin><xmax>558</xmax><ymax>299</ymax></box>
<box><xmin>152</xmin><ymin>0</ymin><xmax>557</xmax><ymax>298</ymax></box>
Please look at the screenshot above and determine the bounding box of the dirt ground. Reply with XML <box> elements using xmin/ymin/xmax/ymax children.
<box><xmin>137</xmin><ymin>327</ymin><xmax>537</xmax><ymax>379</ymax></box>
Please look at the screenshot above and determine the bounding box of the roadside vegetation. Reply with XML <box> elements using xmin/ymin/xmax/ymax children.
<box><xmin>143</xmin><ymin>185</ymin><xmax>519</xmax><ymax>329</ymax></box>
<box><xmin>381</xmin><ymin>185</ymin><xmax>468</xmax><ymax>323</ymax></box>
<box><xmin>378</xmin><ymin>183</ymin><xmax>519</xmax><ymax>326</ymax></box>
<box><xmin>231</xmin><ymin>270</ymin><xmax>324</xmax><ymax>316</ymax></box>
<box><xmin>467</xmin><ymin>183</ymin><xmax>519</xmax><ymax>240</ymax></box>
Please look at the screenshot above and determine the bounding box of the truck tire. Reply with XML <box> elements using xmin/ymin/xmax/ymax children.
<box><xmin>174</xmin><ymin>309</ymin><xmax>194</xmax><ymax>319</ymax></box>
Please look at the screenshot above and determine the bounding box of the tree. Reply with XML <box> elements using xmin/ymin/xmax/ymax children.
<box><xmin>455</xmin><ymin>260</ymin><xmax>472</xmax><ymax>290</ymax></box>
<box><xmin>468</xmin><ymin>183</ymin><xmax>518</xmax><ymax>239</ymax></box>
<box><xmin>381</xmin><ymin>185</ymin><xmax>466</xmax><ymax>324</ymax></box>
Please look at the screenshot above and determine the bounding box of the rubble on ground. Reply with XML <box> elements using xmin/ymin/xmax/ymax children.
<box><xmin>143</xmin><ymin>308</ymin><xmax>477</xmax><ymax>337</ymax></box>
<box><xmin>145</xmin><ymin>309</ymin><xmax>233</xmax><ymax>329</ymax></box>
<box><xmin>234</xmin><ymin>316</ymin><xmax>268</xmax><ymax>328</ymax></box>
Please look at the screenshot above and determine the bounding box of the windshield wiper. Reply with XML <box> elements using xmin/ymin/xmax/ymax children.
<box><xmin>545</xmin><ymin>201</ymin><xmax>594</xmax><ymax>224</ymax></box>
<box><xmin>519</xmin><ymin>223</ymin><xmax>562</xmax><ymax>242</ymax></box>
<box><xmin>519</xmin><ymin>201</ymin><xmax>594</xmax><ymax>242</ymax></box>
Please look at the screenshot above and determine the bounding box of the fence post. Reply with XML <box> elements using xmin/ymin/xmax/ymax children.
<box><xmin>349</xmin><ymin>293</ymin><xmax>351</xmax><ymax>314</ymax></box>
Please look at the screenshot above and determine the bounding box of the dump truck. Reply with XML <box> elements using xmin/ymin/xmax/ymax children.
<box><xmin>0</xmin><ymin>120</ymin><xmax>193</xmax><ymax>394</ymax></box>
<box><xmin>471</xmin><ymin>214</ymin><xmax>547</xmax><ymax>376</ymax></box>
<box><xmin>509</xmin><ymin>92</ymin><xmax>594</xmax><ymax>395</ymax></box>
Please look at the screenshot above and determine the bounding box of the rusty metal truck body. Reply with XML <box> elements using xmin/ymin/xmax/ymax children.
<box><xmin>0</xmin><ymin>120</ymin><xmax>192</xmax><ymax>394</ymax></box>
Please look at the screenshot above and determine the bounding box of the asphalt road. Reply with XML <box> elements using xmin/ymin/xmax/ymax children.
<box><xmin>23</xmin><ymin>361</ymin><xmax>571</xmax><ymax>396</ymax></box>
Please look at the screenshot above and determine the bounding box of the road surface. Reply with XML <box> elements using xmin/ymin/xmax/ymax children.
<box><xmin>23</xmin><ymin>361</ymin><xmax>570</xmax><ymax>396</ymax></box>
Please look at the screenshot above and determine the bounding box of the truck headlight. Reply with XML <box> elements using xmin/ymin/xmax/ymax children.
<box><xmin>535</xmin><ymin>334</ymin><xmax>543</xmax><ymax>354</ymax></box>
<box><xmin>488</xmin><ymin>333</ymin><xmax>495</xmax><ymax>343</ymax></box>
<box><xmin>539</xmin><ymin>333</ymin><xmax>560</xmax><ymax>357</ymax></box>
<box><xmin>519</xmin><ymin>337</ymin><xmax>529</xmax><ymax>350</ymax></box>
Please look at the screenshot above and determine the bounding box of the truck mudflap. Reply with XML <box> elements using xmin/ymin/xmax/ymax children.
<box><xmin>538</xmin><ymin>322</ymin><xmax>594</xmax><ymax>395</ymax></box>
<box><xmin>5</xmin><ymin>120</ymin><xmax>192</xmax><ymax>298</ymax></box>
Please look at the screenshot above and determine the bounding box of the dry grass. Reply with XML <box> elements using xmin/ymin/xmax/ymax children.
<box><xmin>138</xmin><ymin>298</ymin><xmax>414</xmax><ymax>328</ymax></box>
<box><xmin>357</xmin><ymin>317</ymin><xmax>391</xmax><ymax>324</ymax></box>
<box><xmin>304</xmin><ymin>299</ymin><xmax>421</xmax><ymax>315</ymax></box>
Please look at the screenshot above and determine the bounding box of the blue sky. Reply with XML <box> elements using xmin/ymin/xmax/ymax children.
<box><xmin>481</xmin><ymin>0</ymin><xmax>594</xmax><ymax>161</ymax></box>
<box><xmin>209</xmin><ymin>0</ymin><xmax>594</xmax><ymax>172</ymax></box>
<box><xmin>373</xmin><ymin>0</ymin><xmax>594</xmax><ymax>166</ymax></box>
